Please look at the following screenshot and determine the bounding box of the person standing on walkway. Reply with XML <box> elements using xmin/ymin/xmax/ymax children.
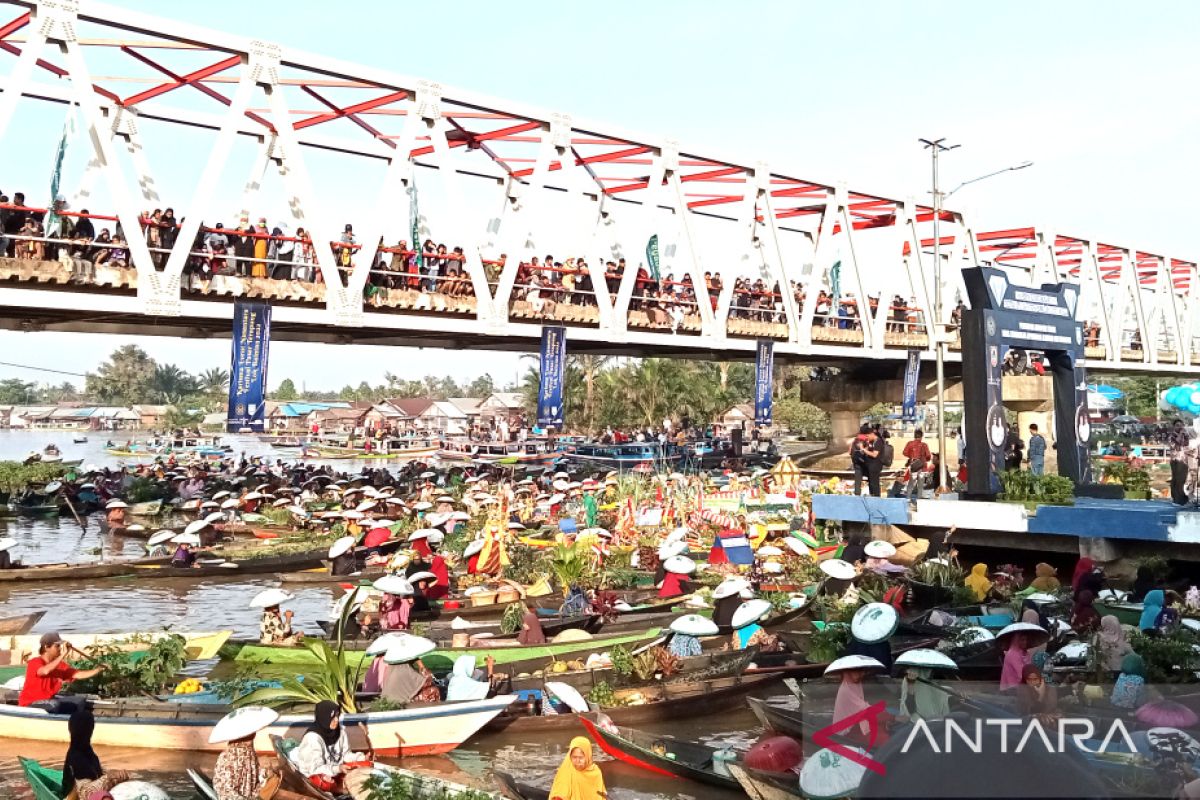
<box><xmin>850</xmin><ymin>425</ymin><xmax>873</xmax><ymax>495</ymax></box>
<box><xmin>902</xmin><ymin>429</ymin><xmax>931</xmax><ymax>502</ymax></box>
<box><xmin>1027</xmin><ymin>424</ymin><xmax>1047</xmax><ymax>476</ymax></box>
<box><xmin>1169</xmin><ymin>418</ymin><xmax>1192</xmax><ymax>505</ymax></box>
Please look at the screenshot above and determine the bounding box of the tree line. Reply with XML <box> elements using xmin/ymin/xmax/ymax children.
<box><xmin>0</xmin><ymin>345</ymin><xmax>835</xmax><ymax>437</ymax></box>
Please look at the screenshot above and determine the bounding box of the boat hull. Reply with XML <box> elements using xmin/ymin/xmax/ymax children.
<box><xmin>2</xmin><ymin>630</ymin><xmax>231</xmax><ymax>661</ymax></box>
<box><xmin>0</xmin><ymin>696</ymin><xmax>516</xmax><ymax>756</ymax></box>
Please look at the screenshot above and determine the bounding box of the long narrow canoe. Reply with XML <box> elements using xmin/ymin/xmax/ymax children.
<box><xmin>506</xmin><ymin>647</ymin><xmax>754</xmax><ymax>693</ymax></box>
<box><xmin>0</xmin><ymin>611</ymin><xmax>46</xmax><ymax>635</ymax></box>
<box><xmin>0</xmin><ymin>561</ymin><xmax>136</xmax><ymax>582</ymax></box>
<box><xmin>728</xmin><ymin>763</ymin><xmax>803</xmax><ymax>800</ymax></box>
<box><xmin>494</xmin><ymin>773</ymin><xmax>550</xmax><ymax>800</ymax></box>
<box><xmin>2</xmin><ymin>630</ymin><xmax>232</xmax><ymax>662</ymax></box>
<box><xmin>579</xmin><ymin>711</ymin><xmax>741</xmax><ymax>790</ymax></box>
<box><xmin>0</xmin><ymin>695</ymin><xmax>516</xmax><ymax>756</ymax></box>
<box><xmin>233</xmin><ymin>628</ymin><xmax>664</xmax><ymax>672</ymax></box>
<box><xmin>485</xmin><ymin>672</ymin><xmax>782</xmax><ymax>734</ymax></box>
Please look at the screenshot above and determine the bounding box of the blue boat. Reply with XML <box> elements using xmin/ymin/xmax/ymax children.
<box><xmin>556</xmin><ymin>440</ymin><xmax>687</xmax><ymax>471</ymax></box>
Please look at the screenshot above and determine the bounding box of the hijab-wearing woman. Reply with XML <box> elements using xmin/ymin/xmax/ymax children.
<box><xmin>517</xmin><ymin>604</ymin><xmax>546</xmax><ymax>645</ymax></box>
<box><xmin>1111</xmin><ymin>652</ymin><xmax>1147</xmax><ymax>709</ymax></box>
<box><xmin>1098</xmin><ymin>615</ymin><xmax>1133</xmax><ymax>672</ymax></box>
<box><xmin>898</xmin><ymin>667</ymin><xmax>950</xmax><ymax>722</ymax></box>
<box><xmin>1071</xmin><ymin>590</ymin><xmax>1101</xmax><ymax>634</ymax></box>
<box><xmin>379</xmin><ymin>591</ymin><xmax>413</xmax><ymax>632</ymax></box>
<box><xmin>549</xmin><ymin>736</ymin><xmax>607</xmax><ymax>800</ymax></box>
<box><xmin>1030</xmin><ymin>562</ymin><xmax>1060</xmax><ymax>592</ymax></box>
<box><xmin>1073</xmin><ymin>558</ymin><xmax>1104</xmax><ymax>598</ymax></box>
<box><xmin>1000</xmin><ymin>632</ymin><xmax>1034</xmax><ymax>691</ymax></box>
<box><xmin>292</xmin><ymin>701</ymin><xmax>367</xmax><ymax>794</ymax></box>
<box><xmin>446</xmin><ymin>654</ymin><xmax>493</xmax><ymax>702</ymax></box>
<box><xmin>63</xmin><ymin>705</ymin><xmax>130</xmax><ymax>798</ymax></box>
<box><xmin>833</xmin><ymin>666</ymin><xmax>887</xmax><ymax>747</ymax></box>
<box><xmin>1140</xmin><ymin>590</ymin><xmax>1166</xmax><ymax>633</ymax></box>
<box><xmin>964</xmin><ymin>563</ymin><xmax>992</xmax><ymax>602</ymax></box>
<box><xmin>1016</xmin><ymin>663</ymin><xmax>1059</xmax><ymax>723</ymax></box>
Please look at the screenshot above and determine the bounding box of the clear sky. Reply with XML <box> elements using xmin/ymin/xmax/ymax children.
<box><xmin>0</xmin><ymin>0</ymin><xmax>1196</xmax><ymax>391</ymax></box>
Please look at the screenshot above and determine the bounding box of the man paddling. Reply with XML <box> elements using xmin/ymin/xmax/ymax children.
<box><xmin>18</xmin><ymin>632</ymin><xmax>106</xmax><ymax>708</ymax></box>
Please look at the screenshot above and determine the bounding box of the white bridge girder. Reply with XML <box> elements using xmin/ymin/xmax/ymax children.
<box><xmin>0</xmin><ymin>0</ymin><xmax>1194</xmax><ymax>375</ymax></box>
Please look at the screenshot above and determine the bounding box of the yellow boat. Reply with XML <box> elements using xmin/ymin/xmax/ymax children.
<box><xmin>1</xmin><ymin>630</ymin><xmax>231</xmax><ymax>662</ymax></box>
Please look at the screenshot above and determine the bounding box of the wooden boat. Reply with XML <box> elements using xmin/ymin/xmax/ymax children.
<box><xmin>506</xmin><ymin>647</ymin><xmax>754</xmax><ymax>694</ymax></box>
<box><xmin>1</xmin><ymin>629</ymin><xmax>231</xmax><ymax>662</ymax></box>
<box><xmin>233</xmin><ymin>628</ymin><xmax>665</xmax><ymax>673</ymax></box>
<box><xmin>318</xmin><ymin>612</ymin><xmax>600</xmax><ymax>643</ymax></box>
<box><xmin>190</xmin><ymin>768</ymin><xmax>310</xmax><ymax>800</ymax></box>
<box><xmin>494</xmin><ymin>772</ymin><xmax>550</xmax><ymax>800</ymax></box>
<box><xmin>579</xmin><ymin>711</ymin><xmax>741</xmax><ymax>790</ymax></box>
<box><xmin>746</xmin><ymin>696</ymin><xmax>810</xmax><ymax>738</ymax></box>
<box><xmin>485</xmin><ymin>671</ymin><xmax>782</xmax><ymax>733</ymax></box>
<box><xmin>0</xmin><ymin>561</ymin><xmax>136</xmax><ymax>582</ymax></box>
<box><xmin>13</xmin><ymin>502</ymin><xmax>59</xmax><ymax>517</ymax></box>
<box><xmin>0</xmin><ymin>611</ymin><xmax>46</xmax><ymax>634</ymax></box>
<box><xmin>0</xmin><ymin>694</ymin><xmax>516</xmax><ymax>755</ymax></box>
<box><xmin>728</xmin><ymin>763</ymin><xmax>803</xmax><ymax>800</ymax></box>
<box><xmin>271</xmin><ymin>736</ymin><xmax>503</xmax><ymax>799</ymax></box>
<box><xmin>899</xmin><ymin>605</ymin><xmax>1016</xmax><ymax>637</ymax></box>
<box><xmin>128</xmin><ymin>499</ymin><xmax>164</xmax><ymax>516</ymax></box>
<box><xmin>1095</xmin><ymin>599</ymin><xmax>1144</xmax><ymax>626</ymax></box>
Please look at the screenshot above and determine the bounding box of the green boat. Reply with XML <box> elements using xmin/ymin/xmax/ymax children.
<box><xmin>234</xmin><ymin>628</ymin><xmax>664</xmax><ymax>672</ymax></box>
<box><xmin>1095</xmin><ymin>600</ymin><xmax>1143</xmax><ymax>626</ymax></box>
<box><xmin>20</xmin><ymin>757</ymin><xmax>63</xmax><ymax>800</ymax></box>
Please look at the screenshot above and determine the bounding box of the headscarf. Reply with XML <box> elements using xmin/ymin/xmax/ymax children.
<box><xmin>712</xmin><ymin>594</ymin><xmax>741</xmax><ymax>628</ymax></box>
<box><xmin>446</xmin><ymin>655</ymin><xmax>489</xmax><ymax>702</ymax></box>
<box><xmin>1098</xmin><ymin>615</ymin><xmax>1131</xmax><ymax>671</ymax></box>
<box><xmin>1139</xmin><ymin>590</ymin><xmax>1164</xmax><ymax>631</ymax></box>
<box><xmin>1030</xmin><ymin>563</ymin><xmax>1060</xmax><ymax>592</ymax></box>
<box><xmin>1131</xmin><ymin>566</ymin><xmax>1155</xmax><ymax>603</ymax></box>
<box><xmin>307</xmin><ymin>700</ymin><xmax>341</xmax><ymax>747</ymax></box>
<box><xmin>898</xmin><ymin>667</ymin><xmax>950</xmax><ymax>721</ymax></box>
<box><xmin>833</xmin><ymin>670</ymin><xmax>872</xmax><ymax>735</ymax></box>
<box><xmin>549</xmin><ymin>736</ymin><xmax>606</xmax><ymax>800</ymax></box>
<box><xmin>1000</xmin><ymin>633</ymin><xmax>1031</xmax><ymax>690</ymax></box>
<box><xmin>380</xmin><ymin>661</ymin><xmax>429</xmax><ymax>704</ymax></box>
<box><xmin>964</xmin><ymin>563</ymin><xmax>992</xmax><ymax>602</ymax></box>
<box><xmin>63</xmin><ymin>705</ymin><xmax>102</xmax><ymax>794</ymax></box>
<box><xmin>1120</xmin><ymin>652</ymin><xmax>1145</xmax><ymax>677</ymax></box>
<box><xmin>1071</xmin><ymin>557</ymin><xmax>1095</xmax><ymax>593</ymax></box>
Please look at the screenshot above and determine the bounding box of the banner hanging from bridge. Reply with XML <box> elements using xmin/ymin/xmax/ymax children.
<box><xmin>754</xmin><ymin>339</ymin><xmax>774</xmax><ymax>426</ymax></box>
<box><xmin>902</xmin><ymin>349</ymin><xmax>920</xmax><ymax>421</ymax></box>
<box><xmin>537</xmin><ymin>326</ymin><xmax>567</xmax><ymax>427</ymax></box>
<box><xmin>227</xmin><ymin>300</ymin><xmax>271</xmax><ymax>433</ymax></box>
<box><xmin>646</xmin><ymin>235</ymin><xmax>661</xmax><ymax>282</ymax></box>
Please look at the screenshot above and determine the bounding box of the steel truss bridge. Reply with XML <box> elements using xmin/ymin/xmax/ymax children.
<box><xmin>0</xmin><ymin>0</ymin><xmax>1195</xmax><ymax>374</ymax></box>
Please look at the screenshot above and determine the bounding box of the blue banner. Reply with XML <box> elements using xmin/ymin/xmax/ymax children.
<box><xmin>902</xmin><ymin>349</ymin><xmax>920</xmax><ymax>421</ymax></box>
<box><xmin>227</xmin><ymin>300</ymin><xmax>271</xmax><ymax>432</ymax></box>
<box><xmin>537</xmin><ymin>326</ymin><xmax>567</xmax><ymax>427</ymax></box>
<box><xmin>754</xmin><ymin>339</ymin><xmax>774</xmax><ymax>426</ymax></box>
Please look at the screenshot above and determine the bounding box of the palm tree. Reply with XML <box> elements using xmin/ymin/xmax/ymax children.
<box><xmin>199</xmin><ymin>368</ymin><xmax>229</xmax><ymax>397</ymax></box>
<box><xmin>570</xmin><ymin>354</ymin><xmax>612</xmax><ymax>434</ymax></box>
<box><xmin>152</xmin><ymin>364</ymin><xmax>201</xmax><ymax>405</ymax></box>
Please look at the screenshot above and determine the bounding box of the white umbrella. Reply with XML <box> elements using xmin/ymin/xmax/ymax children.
<box><xmin>208</xmin><ymin>706</ymin><xmax>279</xmax><ymax>744</ymax></box>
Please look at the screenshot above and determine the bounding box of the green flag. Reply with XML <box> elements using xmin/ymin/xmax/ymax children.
<box><xmin>409</xmin><ymin>182</ymin><xmax>421</xmax><ymax>272</ymax></box>
<box><xmin>646</xmin><ymin>234</ymin><xmax>660</xmax><ymax>282</ymax></box>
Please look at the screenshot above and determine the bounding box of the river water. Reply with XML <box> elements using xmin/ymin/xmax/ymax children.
<box><xmin>0</xmin><ymin>430</ymin><xmax>788</xmax><ymax>799</ymax></box>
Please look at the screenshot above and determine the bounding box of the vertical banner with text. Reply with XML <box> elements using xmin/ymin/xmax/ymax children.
<box><xmin>227</xmin><ymin>300</ymin><xmax>271</xmax><ymax>432</ymax></box>
<box><xmin>902</xmin><ymin>349</ymin><xmax>920</xmax><ymax>421</ymax></box>
<box><xmin>754</xmin><ymin>339</ymin><xmax>774</xmax><ymax>426</ymax></box>
<box><xmin>537</xmin><ymin>326</ymin><xmax>567</xmax><ymax>427</ymax></box>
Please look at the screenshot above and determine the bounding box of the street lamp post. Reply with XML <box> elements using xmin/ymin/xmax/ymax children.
<box><xmin>917</xmin><ymin>140</ymin><xmax>1032</xmax><ymax>489</ymax></box>
<box><xmin>920</xmin><ymin>138</ymin><xmax>958</xmax><ymax>489</ymax></box>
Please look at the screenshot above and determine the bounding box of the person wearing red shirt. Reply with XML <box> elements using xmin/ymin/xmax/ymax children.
<box><xmin>363</xmin><ymin>521</ymin><xmax>393</xmax><ymax>553</ymax></box>
<box><xmin>18</xmin><ymin>632</ymin><xmax>105</xmax><ymax>707</ymax></box>
<box><xmin>901</xmin><ymin>429</ymin><xmax>933</xmax><ymax>502</ymax></box>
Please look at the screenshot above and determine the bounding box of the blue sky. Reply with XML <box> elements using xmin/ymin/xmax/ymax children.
<box><xmin>0</xmin><ymin>0</ymin><xmax>1196</xmax><ymax>391</ymax></box>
